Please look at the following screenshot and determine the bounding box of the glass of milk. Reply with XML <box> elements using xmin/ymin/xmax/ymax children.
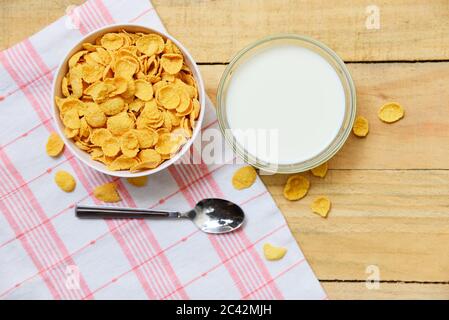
<box><xmin>217</xmin><ymin>34</ymin><xmax>356</xmax><ymax>173</ymax></box>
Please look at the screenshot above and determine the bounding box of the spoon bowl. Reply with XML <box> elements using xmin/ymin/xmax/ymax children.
<box><xmin>187</xmin><ymin>198</ymin><xmax>245</xmax><ymax>234</ymax></box>
<box><xmin>76</xmin><ymin>198</ymin><xmax>245</xmax><ymax>234</ymax></box>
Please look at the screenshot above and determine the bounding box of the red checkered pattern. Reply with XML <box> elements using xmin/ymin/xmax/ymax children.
<box><xmin>0</xmin><ymin>0</ymin><xmax>325</xmax><ymax>300</ymax></box>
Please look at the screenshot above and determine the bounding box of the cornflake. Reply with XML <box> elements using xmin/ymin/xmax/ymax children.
<box><xmin>378</xmin><ymin>102</ymin><xmax>404</xmax><ymax>123</ymax></box>
<box><xmin>93</xmin><ymin>182</ymin><xmax>121</xmax><ymax>202</ymax></box>
<box><xmin>161</xmin><ymin>54</ymin><xmax>183</xmax><ymax>75</ymax></box>
<box><xmin>263</xmin><ymin>243</ymin><xmax>287</xmax><ymax>261</ymax></box>
<box><xmin>353</xmin><ymin>115</ymin><xmax>369</xmax><ymax>137</ymax></box>
<box><xmin>46</xmin><ymin>132</ymin><xmax>65</xmax><ymax>157</ymax></box>
<box><xmin>283</xmin><ymin>175</ymin><xmax>310</xmax><ymax>201</ymax></box>
<box><xmin>56</xmin><ymin>30</ymin><xmax>200</xmax><ymax>172</ymax></box>
<box><xmin>311</xmin><ymin>196</ymin><xmax>331</xmax><ymax>218</ymax></box>
<box><xmin>54</xmin><ymin>170</ymin><xmax>76</xmax><ymax>192</ymax></box>
<box><xmin>311</xmin><ymin>162</ymin><xmax>328</xmax><ymax>178</ymax></box>
<box><xmin>127</xmin><ymin>176</ymin><xmax>148</xmax><ymax>187</ymax></box>
<box><xmin>102</xmin><ymin>136</ymin><xmax>120</xmax><ymax>157</ymax></box>
<box><xmin>232</xmin><ymin>166</ymin><xmax>257</xmax><ymax>190</ymax></box>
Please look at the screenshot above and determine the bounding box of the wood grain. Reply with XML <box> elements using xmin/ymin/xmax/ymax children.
<box><xmin>200</xmin><ymin>63</ymin><xmax>449</xmax><ymax>286</ymax></box>
<box><xmin>2</xmin><ymin>0</ymin><xmax>449</xmax><ymax>62</ymax></box>
<box><xmin>200</xmin><ymin>63</ymin><xmax>449</xmax><ymax>169</ymax></box>
<box><xmin>261</xmin><ymin>170</ymin><xmax>449</xmax><ymax>282</ymax></box>
<box><xmin>153</xmin><ymin>0</ymin><xmax>449</xmax><ymax>62</ymax></box>
<box><xmin>0</xmin><ymin>0</ymin><xmax>84</xmax><ymax>50</ymax></box>
<box><xmin>322</xmin><ymin>282</ymin><xmax>449</xmax><ymax>299</ymax></box>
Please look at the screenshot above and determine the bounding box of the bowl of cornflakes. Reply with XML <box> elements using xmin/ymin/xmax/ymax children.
<box><xmin>52</xmin><ymin>24</ymin><xmax>205</xmax><ymax>178</ymax></box>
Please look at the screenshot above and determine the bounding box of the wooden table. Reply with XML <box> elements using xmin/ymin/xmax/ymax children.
<box><xmin>2</xmin><ymin>0</ymin><xmax>449</xmax><ymax>299</ymax></box>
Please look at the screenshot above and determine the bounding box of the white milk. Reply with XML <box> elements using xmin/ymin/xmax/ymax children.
<box><xmin>225</xmin><ymin>44</ymin><xmax>346</xmax><ymax>165</ymax></box>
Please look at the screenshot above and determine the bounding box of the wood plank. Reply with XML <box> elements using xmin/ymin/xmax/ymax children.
<box><xmin>2</xmin><ymin>0</ymin><xmax>449</xmax><ymax>62</ymax></box>
<box><xmin>261</xmin><ymin>170</ymin><xmax>449</xmax><ymax>282</ymax></box>
<box><xmin>0</xmin><ymin>0</ymin><xmax>84</xmax><ymax>50</ymax></box>
<box><xmin>153</xmin><ymin>0</ymin><xmax>449</xmax><ymax>62</ymax></box>
<box><xmin>322</xmin><ymin>282</ymin><xmax>449</xmax><ymax>299</ymax></box>
<box><xmin>200</xmin><ymin>62</ymin><xmax>449</xmax><ymax>169</ymax></box>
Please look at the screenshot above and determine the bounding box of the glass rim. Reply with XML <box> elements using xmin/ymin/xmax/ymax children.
<box><xmin>216</xmin><ymin>33</ymin><xmax>357</xmax><ymax>174</ymax></box>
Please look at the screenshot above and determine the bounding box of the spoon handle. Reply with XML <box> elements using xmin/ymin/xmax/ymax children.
<box><xmin>75</xmin><ymin>204</ymin><xmax>180</xmax><ymax>219</ymax></box>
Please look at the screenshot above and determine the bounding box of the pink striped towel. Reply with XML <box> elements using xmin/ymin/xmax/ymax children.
<box><xmin>0</xmin><ymin>0</ymin><xmax>325</xmax><ymax>299</ymax></box>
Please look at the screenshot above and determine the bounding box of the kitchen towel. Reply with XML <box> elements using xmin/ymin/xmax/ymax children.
<box><xmin>0</xmin><ymin>0</ymin><xmax>326</xmax><ymax>299</ymax></box>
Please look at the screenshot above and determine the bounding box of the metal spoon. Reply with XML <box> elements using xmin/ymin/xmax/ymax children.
<box><xmin>75</xmin><ymin>198</ymin><xmax>245</xmax><ymax>234</ymax></box>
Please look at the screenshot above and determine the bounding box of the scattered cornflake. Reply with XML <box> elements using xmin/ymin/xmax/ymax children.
<box><xmin>378</xmin><ymin>102</ymin><xmax>404</xmax><ymax>123</ymax></box>
<box><xmin>127</xmin><ymin>176</ymin><xmax>149</xmax><ymax>187</ymax></box>
<box><xmin>353</xmin><ymin>115</ymin><xmax>369</xmax><ymax>137</ymax></box>
<box><xmin>311</xmin><ymin>162</ymin><xmax>328</xmax><ymax>178</ymax></box>
<box><xmin>310</xmin><ymin>196</ymin><xmax>331</xmax><ymax>218</ymax></box>
<box><xmin>93</xmin><ymin>182</ymin><xmax>121</xmax><ymax>203</ymax></box>
<box><xmin>232</xmin><ymin>166</ymin><xmax>257</xmax><ymax>190</ymax></box>
<box><xmin>46</xmin><ymin>132</ymin><xmax>65</xmax><ymax>157</ymax></box>
<box><xmin>283</xmin><ymin>175</ymin><xmax>310</xmax><ymax>201</ymax></box>
<box><xmin>54</xmin><ymin>170</ymin><xmax>76</xmax><ymax>192</ymax></box>
<box><xmin>263</xmin><ymin>243</ymin><xmax>287</xmax><ymax>261</ymax></box>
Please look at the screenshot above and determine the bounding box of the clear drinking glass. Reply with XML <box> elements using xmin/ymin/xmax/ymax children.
<box><xmin>216</xmin><ymin>34</ymin><xmax>356</xmax><ymax>173</ymax></box>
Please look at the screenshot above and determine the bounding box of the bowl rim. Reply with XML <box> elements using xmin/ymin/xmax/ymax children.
<box><xmin>52</xmin><ymin>23</ymin><xmax>206</xmax><ymax>178</ymax></box>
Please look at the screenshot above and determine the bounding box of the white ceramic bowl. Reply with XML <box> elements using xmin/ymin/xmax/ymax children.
<box><xmin>52</xmin><ymin>24</ymin><xmax>205</xmax><ymax>178</ymax></box>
